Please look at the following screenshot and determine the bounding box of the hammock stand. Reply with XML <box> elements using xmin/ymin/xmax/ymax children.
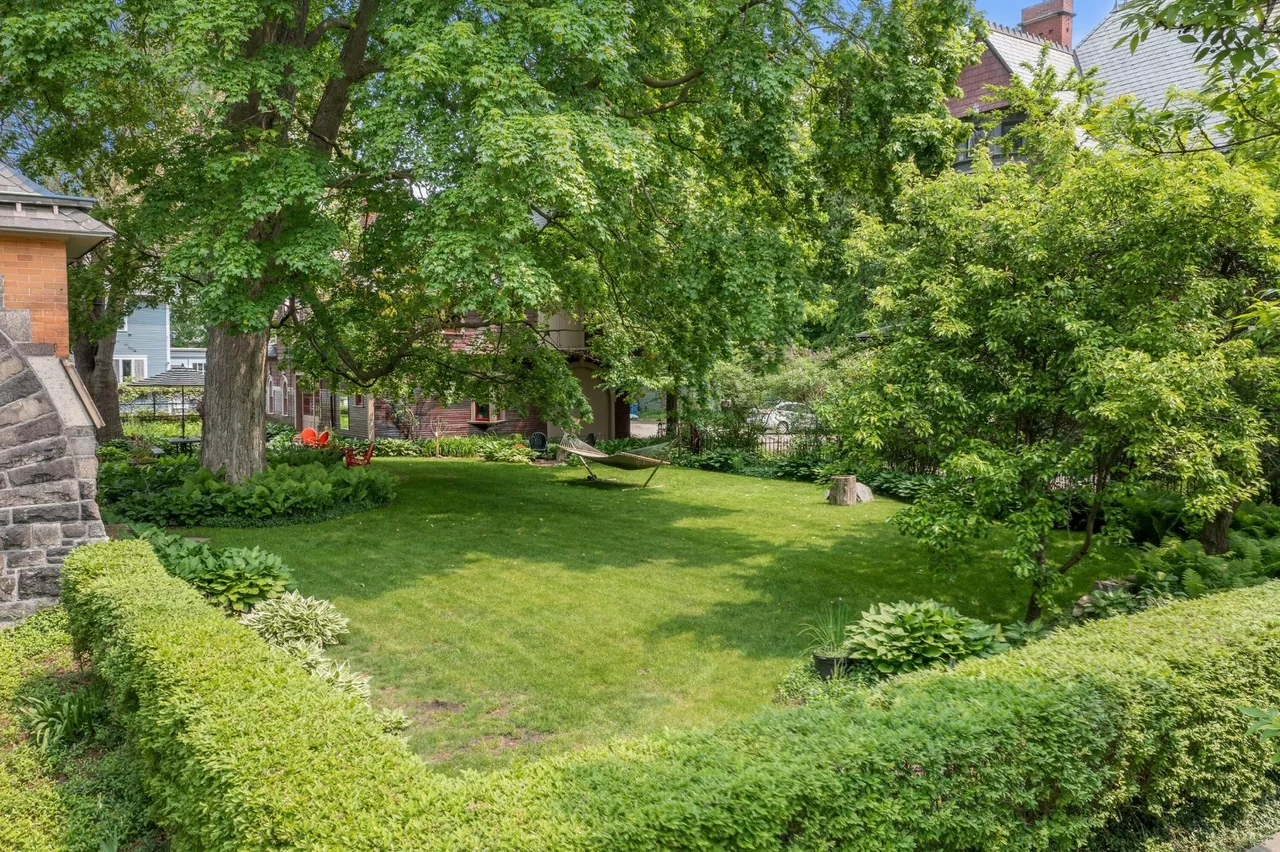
<box><xmin>559</xmin><ymin>435</ymin><xmax>675</xmax><ymax>488</ymax></box>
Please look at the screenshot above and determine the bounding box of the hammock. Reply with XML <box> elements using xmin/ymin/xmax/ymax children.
<box><xmin>559</xmin><ymin>435</ymin><xmax>675</xmax><ymax>487</ymax></box>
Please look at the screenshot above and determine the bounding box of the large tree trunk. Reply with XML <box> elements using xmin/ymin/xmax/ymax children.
<box><xmin>1199</xmin><ymin>505</ymin><xmax>1236</xmax><ymax>555</ymax></box>
<box><xmin>201</xmin><ymin>325</ymin><xmax>268</xmax><ymax>482</ymax></box>
<box><xmin>73</xmin><ymin>330</ymin><xmax>124</xmax><ymax>441</ymax></box>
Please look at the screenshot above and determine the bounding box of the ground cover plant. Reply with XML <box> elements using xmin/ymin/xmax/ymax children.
<box><xmin>0</xmin><ymin>608</ymin><xmax>158</xmax><ymax>851</ymax></box>
<box><xmin>98</xmin><ymin>456</ymin><xmax>395</xmax><ymax>526</ymax></box>
<box><xmin>192</xmin><ymin>458</ymin><xmax>1129</xmax><ymax>772</ymax></box>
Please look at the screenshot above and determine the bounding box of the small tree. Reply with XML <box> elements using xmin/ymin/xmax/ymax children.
<box><xmin>826</xmin><ymin>74</ymin><xmax>1279</xmax><ymax>620</ymax></box>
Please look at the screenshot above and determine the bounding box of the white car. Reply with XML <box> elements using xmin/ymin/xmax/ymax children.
<box><xmin>754</xmin><ymin>402</ymin><xmax>816</xmax><ymax>434</ymax></box>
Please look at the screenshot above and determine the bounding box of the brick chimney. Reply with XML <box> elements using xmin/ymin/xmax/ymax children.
<box><xmin>1020</xmin><ymin>0</ymin><xmax>1074</xmax><ymax>47</ymax></box>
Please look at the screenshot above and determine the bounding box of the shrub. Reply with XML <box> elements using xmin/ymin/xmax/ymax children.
<box><xmin>98</xmin><ymin>460</ymin><xmax>395</xmax><ymax>526</ymax></box>
<box><xmin>478</xmin><ymin>437</ymin><xmax>537</xmax><ymax>463</ymax></box>
<box><xmin>61</xmin><ymin>541</ymin><xmax>1280</xmax><ymax>850</ymax></box>
<box><xmin>240</xmin><ymin>591</ymin><xmax>349</xmax><ymax>648</ymax></box>
<box><xmin>858</xmin><ymin>469</ymin><xmax>940</xmax><ymax>501</ymax></box>
<box><xmin>1117</xmin><ymin>488</ymin><xmax>1188</xmax><ymax>545</ymax></box>
<box><xmin>264</xmin><ymin>444</ymin><xmax>346</xmax><ymax>467</ymax></box>
<box><xmin>844</xmin><ymin>599</ymin><xmax>1006</xmax><ymax>675</ymax></box>
<box><xmin>136</xmin><ymin>526</ymin><xmax>293</xmax><ymax>613</ymax></box>
<box><xmin>19</xmin><ymin>688</ymin><xmax>106</xmax><ymax>753</ymax></box>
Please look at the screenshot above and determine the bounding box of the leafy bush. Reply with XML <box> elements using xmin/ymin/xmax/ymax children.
<box><xmin>98</xmin><ymin>459</ymin><xmax>395</xmax><ymax>526</ymax></box>
<box><xmin>1117</xmin><ymin>488</ymin><xmax>1188</xmax><ymax>545</ymax></box>
<box><xmin>240</xmin><ymin>591</ymin><xmax>349</xmax><ymax>648</ymax></box>
<box><xmin>19</xmin><ymin>688</ymin><xmax>106</xmax><ymax>753</ymax></box>
<box><xmin>1235</xmin><ymin>501</ymin><xmax>1280</xmax><ymax>538</ymax></box>
<box><xmin>264</xmin><ymin>444</ymin><xmax>346</xmax><ymax>467</ymax></box>
<box><xmin>478</xmin><ymin>437</ymin><xmax>537</xmax><ymax>463</ymax></box>
<box><xmin>61</xmin><ymin>541</ymin><xmax>1280</xmax><ymax>850</ymax></box>
<box><xmin>135</xmin><ymin>526</ymin><xmax>293</xmax><ymax>613</ymax></box>
<box><xmin>858</xmin><ymin>469</ymin><xmax>940</xmax><ymax>501</ymax></box>
<box><xmin>843</xmin><ymin>599</ymin><xmax>1006</xmax><ymax>675</ymax></box>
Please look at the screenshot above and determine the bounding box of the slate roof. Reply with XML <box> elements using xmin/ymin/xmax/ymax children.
<box><xmin>1075</xmin><ymin>4</ymin><xmax>1212</xmax><ymax>109</ymax></box>
<box><xmin>0</xmin><ymin>162</ymin><xmax>114</xmax><ymax>258</ymax></box>
<box><xmin>986</xmin><ymin>23</ymin><xmax>1080</xmax><ymax>84</ymax></box>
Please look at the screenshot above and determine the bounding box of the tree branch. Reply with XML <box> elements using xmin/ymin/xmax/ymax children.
<box><xmin>305</xmin><ymin>16</ymin><xmax>352</xmax><ymax>49</ymax></box>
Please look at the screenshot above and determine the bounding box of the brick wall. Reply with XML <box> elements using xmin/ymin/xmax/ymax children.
<box><xmin>0</xmin><ymin>236</ymin><xmax>70</xmax><ymax>357</ymax></box>
<box><xmin>373</xmin><ymin>398</ymin><xmax>547</xmax><ymax>440</ymax></box>
<box><xmin>950</xmin><ymin>46</ymin><xmax>1012</xmax><ymax>117</ymax></box>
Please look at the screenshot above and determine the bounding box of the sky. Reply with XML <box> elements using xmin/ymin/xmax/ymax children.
<box><xmin>973</xmin><ymin>0</ymin><xmax>1116</xmax><ymax>46</ymax></box>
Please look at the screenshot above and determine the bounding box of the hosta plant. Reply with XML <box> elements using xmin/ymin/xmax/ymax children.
<box><xmin>241</xmin><ymin>591</ymin><xmax>349</xmax><ymax>648</ymax></box>
<box><xmin>844</xmin><ymin>600</ymin><xmax>1006</xmax><ymax>676</ymax></box>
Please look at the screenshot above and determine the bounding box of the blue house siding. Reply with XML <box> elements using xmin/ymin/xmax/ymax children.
<box><xmin>115</xmin><ymin>304</ymin><xmax>170</xmax><ymax>380</ymax></box>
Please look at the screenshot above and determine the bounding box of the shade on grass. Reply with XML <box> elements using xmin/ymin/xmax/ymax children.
<box><xmin>194</xmin><ymin>459</ymin><xmax>1128</xmax><ymax>773</ymax></box>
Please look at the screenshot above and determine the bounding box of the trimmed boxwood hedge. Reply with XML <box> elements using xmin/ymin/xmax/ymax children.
<box><xmin>63</xmin><ymin>540</ymin><xmax>1280</xmax><ymax>851</ymax></box>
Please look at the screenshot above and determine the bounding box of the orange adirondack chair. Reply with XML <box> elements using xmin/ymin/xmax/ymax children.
<box><xmin>344</xmin><ymin>442</ymin><xmax>375</xmax><ymax>468</ymax></box>
<box><xmin>296</xmin><ymin>427</ymin><xmax>319</xmax><ymax>446</ymax></box>
<box><xmin>315</xmin><ymin>430</ymin><xmax>330</xmax><ymax>448</ymax></box>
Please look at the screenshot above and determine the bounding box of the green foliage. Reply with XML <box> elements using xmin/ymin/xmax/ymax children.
<box><xmin>477</xmin><ymin>437</ymin><xmax>537</xmax><ymax>464</ymax></box>
<box><xmin>60</xmin><ymin>539</ymin><xmax>1280</xmax><ymax>849</ymax></box>
<box><xmin>98</xmin><ymin>459</ymin><xmax>395</xmax><ymax>526</ymax></box>
<box><xmin>20</xmin><ymin>688</ymin><xmax>105</xmax><ymax>753</ymax></box>
<box><xmin>799</xmin><ymin>598</ymin><xmax>853</xmax><ymax>655</ymax></box>
<box><xmin>826</xmin><ymin>70</ymin><xmax>1280</xmax><ymax>617</ymax></box>
<box><xmin>843</xmin><ymin>600</ymin><xmax>1006</xmax><ymax>675</ymax></box>
<box><xmin>1075</xmin><ymin>588</ymin><xmax>1139</xmax><ymax>621</ymax></box>
<box><xmin>264</xmin><ymin>444</ymin><xmax>346</xmax><ymax>468</ymax></box>
<box><xmin>858</xmin><ymin>469</ymin><xmax>939</xmax><ymax>501</ymax></box>
<box><xmin>240</xmin><ymin>591</ymin><xmax>348</xmax><ymax>649</ymax></box>
<box><xmin>1117</xmin><ymin>488</ymin><xmax>1189</xmax><ymax>546</ymax></box>
<box><xmin>136</xmin><ymin>526</ymin><xmax>293</xmax><ymax>613</ymax></box>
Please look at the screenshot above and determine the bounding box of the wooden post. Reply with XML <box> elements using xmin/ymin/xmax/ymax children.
<box><xmin>827</xmin><ymin>475</ymin><xmax>864</xmax><ymax>506</ymax></box>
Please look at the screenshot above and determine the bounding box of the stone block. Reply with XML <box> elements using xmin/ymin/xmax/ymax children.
<box><xmin>0</xmin><ymin>480</ymin><xmax>79</xmax><ymax>509</ymax></box>
<box><xmin>17</xmin><ymin>343</ymin><xmax>55</xmax><ymax>357</ymax></box>
<box><xmin>0</xmin><ymin>436</ymin><xmax>66</xmax><ymax>469</ymax></box>
<box><xmin>5</xmin><ymin>549</ymin><xmax>47</xmax><ymax>568</ymax></box>
<box><xmin>84</xmin><ymin>520</ymin><xmax>106</xmax><ymax>540</ymax></box>
<box><xmin>0</xmin><ymin>393</ymin><xmax>53</xmax><ymax>429</ymax></box>
<box><xmin>0</xmin><ymin>413</ymin><xmax>61</xmax><ymax>450</ymax></box>
<box><xmin>30</xmin><ymin>523</ymin><xmax>62</xmax><ymax>546</ymax></box>
<box><xmin>12</xmin><ymin>502</ymin><xmax>81</xmax><ymax>523</ymax></box>
<box><xmin>60</xmin><ymin>523</ymin><xmax>86</xmax><ymax>540</ymax></box>
<box><xmin>0</xmin><ymin>525</ymin><xmax>30</xmax><ymax>548</ymax></box>
<box><xmin>81</xmin><ymin>500</ymin><xmax>100</xmax><ymax>520</ymax></box>
<box><xmin>67</xmin><ymin>436</ymin><xmax>96</xmax><ymax>459</ymax></box>
<box><xmin>19</xmin><ymin>563</ymin><xmax>61</xmax><ymax>597</ymax></box>
<box><xmin>0</xmin><ymin>370</ymin><xmax>41</xmax><ymax>408</ymax></box>
<box><xmin>0</xmin><ymin>309</ymin><xmax>31</xmax><ymax>345</ymax></box>
<box><xmin>78</xmin><ymin>479</ymin><xmax>97</xmax><ymax>502</ymax></box>
<box><xmin>44</xmin><ymin>546</ymin><xmax>72</xmax><ymax>561</ymax></box>
<box><xmin>0</xmin><ymin>596</ymin><xmax>58</xmax><ymax>629</ymax></box>
<box><xmin>0</xmin><ymin>352</ymin><xmax>24</xmax><ymax>384</ymax></box>
<box><xmin>0</xmin><ymin>572</ymin><xmax>16</xmax><ymax>601</ymax></box>
<box><xmin>75</xmin><ymin>456</ymin><xmax>97</xmax><ymax>480</ymax></box>
<box><xmin>7</xmin><ymin>457</ymin><xmax>75</xmax><ymax>487</ymax></box>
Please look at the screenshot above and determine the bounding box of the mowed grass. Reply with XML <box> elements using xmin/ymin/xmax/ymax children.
<box><xmin>195</xmin><ymin>458</ymin><xmax>1127</xmax><ymax>773</ymax></box>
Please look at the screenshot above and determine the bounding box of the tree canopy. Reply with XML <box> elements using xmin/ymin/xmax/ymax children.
<box><xmin>823</xmin><ymin>80</ymin><xmax>1280</xmax><ymax>618</ymax></box>
<box><xmin>0</xmin><ymin>0</ymin><xmax>981</xmax><ymax>477</ymax></box>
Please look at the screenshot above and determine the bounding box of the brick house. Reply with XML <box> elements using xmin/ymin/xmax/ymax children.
<box><xmin>265</xmin><ymin>313</ymin><xmax>630</xmax><ymax>444</ymax></box>
<box><xmin>950</xmin><ymin>0</ymin><xmax>1219</xmax><ymax>166</ymax></box>
<box><xmin>0</xmin><ymin>163</ymin><xmax>113</xmax><ymax>625</ymax></box>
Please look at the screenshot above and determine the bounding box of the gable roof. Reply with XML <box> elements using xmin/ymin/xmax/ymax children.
<box><xmin>985</xmin><ymin>23</ymin><xmax>1080</xmax><ymax>84</ymax></box>
<box><xmin>0</xmin><ymin>162</ymin><xmax>114</xmax><ymax>258</ymax></box>
<box><xmin>1075</xmin><ymin>4</ymin><xmax>1212</xmax><ymax>109</ymax></box>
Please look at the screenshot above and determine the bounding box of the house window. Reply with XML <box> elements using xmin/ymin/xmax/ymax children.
<box><xmin>114</xmin><ymin>358</ymin><xmax>146</xmax><ymax>382</ymax></box>
<box><xmin>282</xmin><ymin>381</ymin><xmax>291</xmax><ymax>417</ymax></box>
<box><xmin>353</xmin><ymin>394</ymin><xmax>363</xmax><ymax>407</ymax></box>
<box><xmin>472</xmin><ymin>401</ymin><xmax>503</xmax><ymax>424</ymax></box>
<box><xmin>272</xmin><ymin>386</ymin><xmax>283</xmax><ymax>415</ymax></box>
<box><xmin>267</xmin><ymin>384</ymin><xmax>274</xmax><ymax>414</ymax></box>
<box><xmin>302</xmin><ymin>393</ymin><xmax>315</xmax><ymax>416</ymax></box>
<box><xmin>339</xmin><ymin>396</ymin><xmax>350</xmax><ymax>430</ymax></box>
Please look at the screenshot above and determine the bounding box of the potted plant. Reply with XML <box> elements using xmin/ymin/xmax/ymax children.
<box><xmin>800</xmin><ymin>598</ymin><xmax>855</xmax><ymax>680</ymax></box>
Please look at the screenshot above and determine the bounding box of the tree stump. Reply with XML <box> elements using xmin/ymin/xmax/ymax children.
<box><xmin>827</xmin><ymin>476</ymin><xmax>873</xmax><ymax>506</ymax></box>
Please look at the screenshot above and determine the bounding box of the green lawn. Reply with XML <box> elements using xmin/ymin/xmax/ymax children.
<box><xmin>195</xmin><ymin>459</ymin><xmax>1126</xmax><ymax>773</ymax></box>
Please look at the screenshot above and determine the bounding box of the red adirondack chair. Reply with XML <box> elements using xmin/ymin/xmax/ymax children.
<box><xmin>315</xmin><ymin>430</ymin><xmax>330</xmax><ymax>448</ymax></box>
<box><xmin>295</xmin><ymin>427</ymin><xmax>319</xmax><ymax>446</ymax></box>
<box><xmin>344</xmin><ymin>442</ymin><xmax>375</xmax><ymax>468</ymax></box>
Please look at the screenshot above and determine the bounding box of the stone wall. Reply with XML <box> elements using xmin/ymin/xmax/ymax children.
<box><xmin>0</xmin><ymin>314</ymin><xmax>104</xmax><ymax>627</ymax></box>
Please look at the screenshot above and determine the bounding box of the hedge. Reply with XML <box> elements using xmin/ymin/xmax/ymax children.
<box><xmin>63</xmin><ymin>540</ymin><xmax>1280</xmax><ymax>850</ymax></box>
